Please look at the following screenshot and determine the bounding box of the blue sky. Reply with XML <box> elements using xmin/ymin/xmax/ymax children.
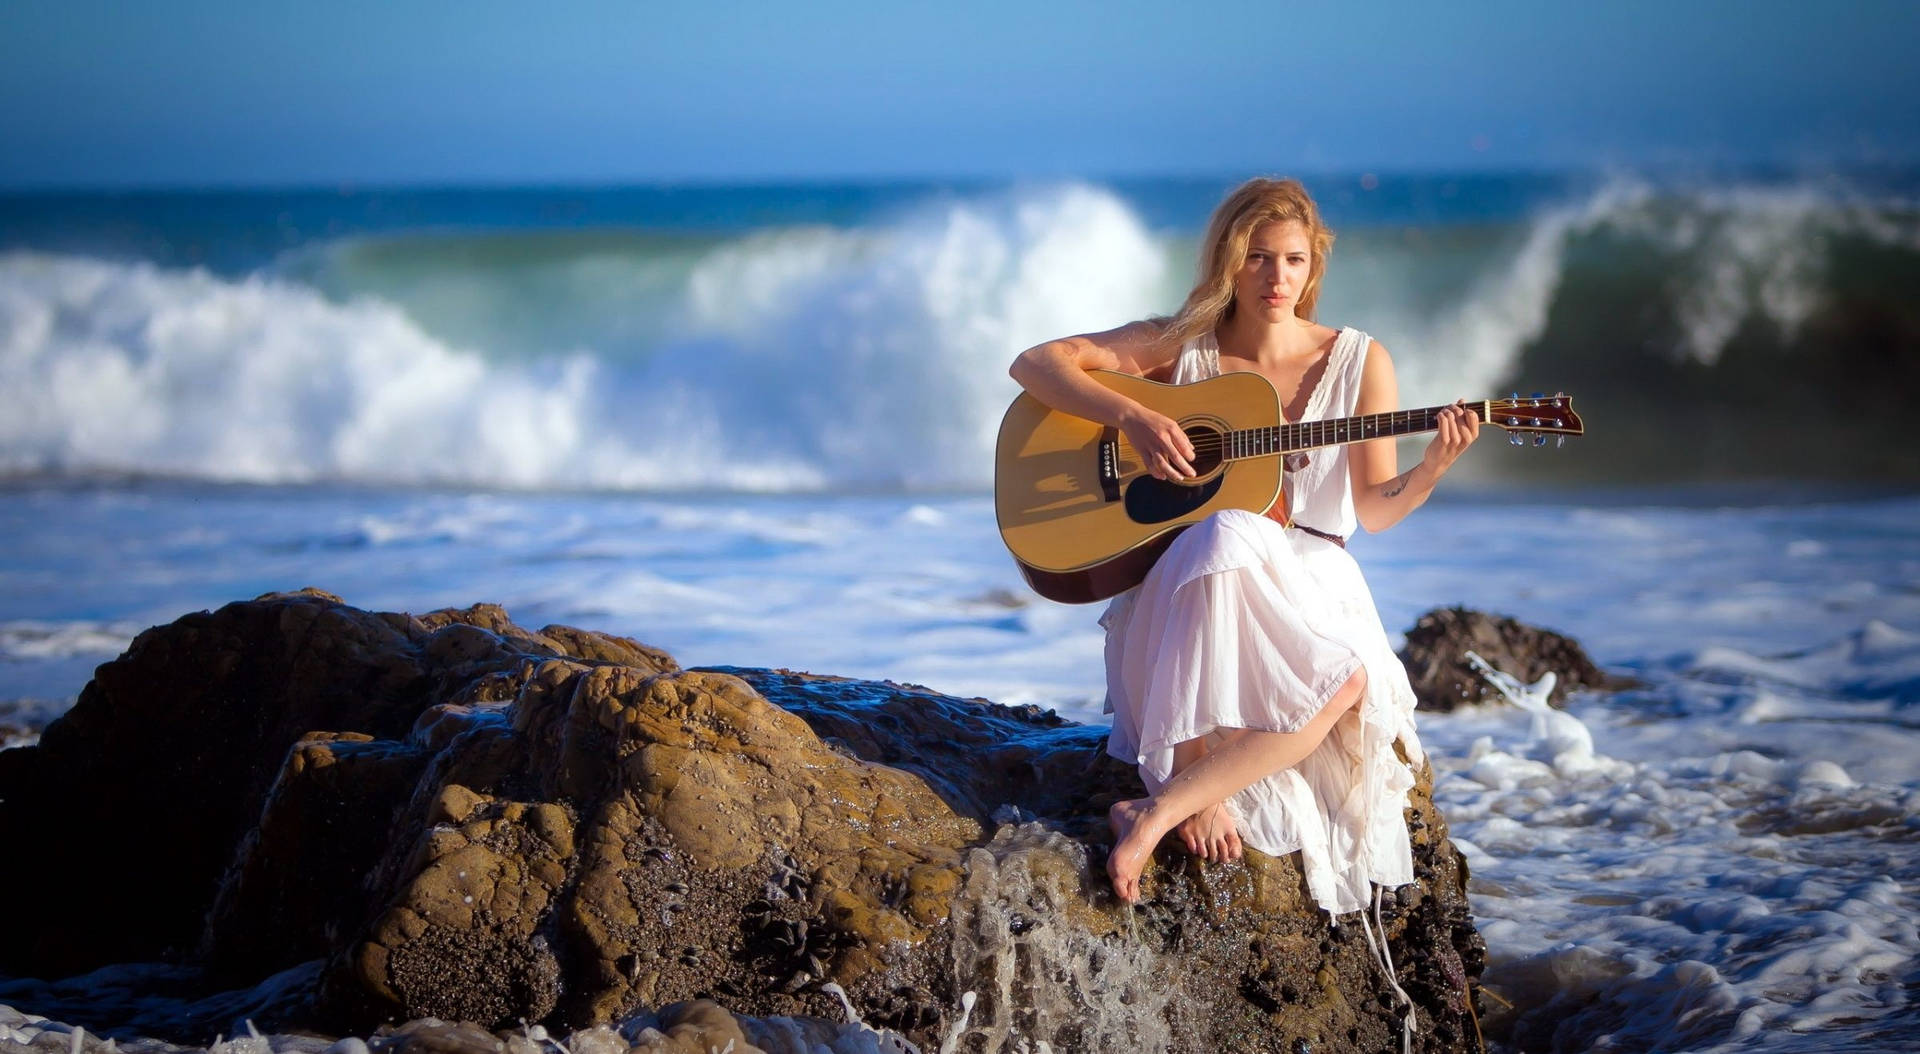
<box><xmin>2</xmin><ymin>0</ymin><xmax>1917</xmax><ymax>187</ymax></box>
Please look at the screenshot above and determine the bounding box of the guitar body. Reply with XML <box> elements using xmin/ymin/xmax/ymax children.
<box><xmin>995</xmin><ymin>370</ymin><xmax>1287</xmax><ymax>604</ymax></box>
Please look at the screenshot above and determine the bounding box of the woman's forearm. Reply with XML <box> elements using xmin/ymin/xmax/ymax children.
<box><xmin>1009</xmin><ymin>337</ymin><xmax>1196</xmax><ymax>480</ymax></box>
<box><xmin>1354</xmin><ymin>460</ymin><xmax>1440</xmax><ymax>533</ymax></box>
<box><xmin>1009</xmin><ymin>341</ymin><xmax>1143</xmax><ymax>429</ymax></box>
<box><xmin>1353</xmin><ymin>400</ymin><xmax>1478</xmax><ymax>533</ymax></box>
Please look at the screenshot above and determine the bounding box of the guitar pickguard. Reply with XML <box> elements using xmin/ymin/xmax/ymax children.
<box><xmin>1122</xmin><ymin>474</ymin><xmax>1224</xmax><ymax>524</ymax></box>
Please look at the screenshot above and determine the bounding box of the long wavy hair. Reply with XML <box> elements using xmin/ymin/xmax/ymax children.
<box><xmin>1158</xmin><ymin>178</ymin><xmax>1336</xmax><ymax>348</ymax></box>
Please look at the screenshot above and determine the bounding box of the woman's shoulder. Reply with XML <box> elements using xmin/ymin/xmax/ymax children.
<box><xmin>1323</xmin><ymin>325</ymin><xmax>1387</xmax><ymax>393</ymax></box>
<box><xmin>1322</xmin><ymin>324</ymin><xmax>1382</xmax><ymax>362</ymax></box>
<box><xmin>1304</xmin><ymin>320</ymin><xmax>1344</xmax><ymax>346</ymax></box>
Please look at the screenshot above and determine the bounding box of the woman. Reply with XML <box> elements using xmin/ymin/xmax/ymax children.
<box><xmin>1007</xmin><ymin>178</ymin><xmax>1479</xmax><ymax>910</ymax></box>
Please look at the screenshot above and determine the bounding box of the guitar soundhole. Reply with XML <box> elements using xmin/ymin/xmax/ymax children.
<box><xmin>1186</xmin><ymin>425</ymin><xmax>1223</xmax><ymax>476</ymax></box>
<box><xmin>1121</xmin><ymin>424</ymin><xmax>1227</xmax><ymax>525</ymax></box>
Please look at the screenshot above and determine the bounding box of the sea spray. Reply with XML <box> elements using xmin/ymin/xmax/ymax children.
<box><xmin>944</xmin><ymin>823</ymin><xmax>1173</xmax><ymax>1054</ymax></box>
<box><xmin>1432</xmin><ymin>636</ymin><xmax>1918</xmax><ymax>1051</ymax></box>
<box><xmin>0</xmin><ymin>184</ymin><xmax>1165</xmax><ymax>490</ymax></box>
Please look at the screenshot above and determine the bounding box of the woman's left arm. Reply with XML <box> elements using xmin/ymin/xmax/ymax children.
<box><xmin>1348</xmin><ymin>339</ymin><xmax>1480</xmax><ymax>533</ymax></box>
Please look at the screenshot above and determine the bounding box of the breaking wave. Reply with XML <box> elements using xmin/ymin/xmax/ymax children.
<box><xmin>3</xmin><ymin>177</ymin><xmax>1916</xmax><ymax>489</ymax></box>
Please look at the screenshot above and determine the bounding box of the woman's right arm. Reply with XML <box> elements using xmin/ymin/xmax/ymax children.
<box><xmin>1007</xmin><ymin>321</ymin><xmax>1197</xmax><ymax>480</ymax></box>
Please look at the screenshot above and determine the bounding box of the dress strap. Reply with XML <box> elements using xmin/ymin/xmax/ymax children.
<box><xmin>1303</xmin><ymin>327</ymin><xmax>1364</xmax><ymax>422</ymax></box>
<box><xmin>1173</xmin><ymin>332</ymin><xmax>1221</xmax><ymax>383</ymax></box>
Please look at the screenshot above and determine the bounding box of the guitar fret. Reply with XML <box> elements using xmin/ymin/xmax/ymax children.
<box><xmin>1223</xmin><ymin>404</ymin><xmax>1476</xmax><ymax>460</ymax></box>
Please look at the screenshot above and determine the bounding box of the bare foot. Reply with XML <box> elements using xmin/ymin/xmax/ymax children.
<box><xmin>1176</xmin><ymin>801</ymin><xmax>1243</xmax><ymax>863</ymax></box>
<box><xmin>1106</xmin><ymin>798</ymin><xmax>1161</xmax><ymax>904</ymax></box>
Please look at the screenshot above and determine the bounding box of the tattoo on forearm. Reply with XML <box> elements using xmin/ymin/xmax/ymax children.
<box><xmin>1382</xmin><ymin>471</ymin><xmax>1413</xmax><ymax>499</ymax></box>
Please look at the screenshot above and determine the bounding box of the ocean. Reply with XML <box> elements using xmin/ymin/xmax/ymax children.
<box><xmin>2</xmin><ymin>172</ymin><xmax>1917</xmax><ymax>1052</ymax></box>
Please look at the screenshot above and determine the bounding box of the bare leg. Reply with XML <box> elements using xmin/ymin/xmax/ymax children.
<box><xmin>1107</xmin><ymin>666</ymin><xmax>1367</xmax><ymax>903</ymax></box>
<box><xmin>1171</xmin><ymin>737</ymin><xmax>1242</xmax><ymax>862</ymax></box>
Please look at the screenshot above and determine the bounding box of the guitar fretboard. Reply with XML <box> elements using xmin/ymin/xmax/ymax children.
<box><xmin>1223</xmin><ymin>403</ymin><xmax>1489</xmax><ymax>459</ymax></box>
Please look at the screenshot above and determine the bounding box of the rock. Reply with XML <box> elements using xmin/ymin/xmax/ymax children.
<box><xmin>1397</xmin><ymin>605</ymin><xmax>1635</xmax><ymax>711</ymax></box>
<box><xmin>0</xmin><ymin>593</ymin><xmax>1487</xmax><ymax>1053</ymax></box>
<box><xmin>0</xmin><ymin>588</ymin><xmax>676</xmax><ymax>979</ymax></box>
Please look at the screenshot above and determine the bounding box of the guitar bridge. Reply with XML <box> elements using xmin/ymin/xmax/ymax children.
<box><xmin>1097</xmin><ymin>428</ymin><xmax>1121</xmax><ymax>502</ymax></box>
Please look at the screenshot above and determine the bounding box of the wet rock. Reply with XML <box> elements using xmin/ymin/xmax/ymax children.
<box><xmin>0</xmin><ymin>593</ymin><xmax>1487</xmax><ymax>1053</ymax></box>
<box><xmin>0</xmin><ymin>588</ymin><xmax>675</xmax><ymax>979</ymax></box>
<box><xmin>1397</xmin><ymin>605</ymin><xmax>1635</xmax><ymax>711</ymax></box>
<box><xmin>204</xmin><ymin>731</ymin><xmax>433</xmax><ymax>980</ymax></box>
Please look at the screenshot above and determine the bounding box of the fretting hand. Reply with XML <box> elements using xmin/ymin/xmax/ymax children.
<box><xmin>1420</xmin><ymin>399</ymin><xmax>1481</xmax><ymax>478</ymax></box>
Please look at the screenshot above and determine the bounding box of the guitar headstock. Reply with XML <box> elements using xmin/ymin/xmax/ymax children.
<box><xmin>1486</xmin><ymin>392</ymin><xmax>1583</xmax><ymax>448</ymax></box>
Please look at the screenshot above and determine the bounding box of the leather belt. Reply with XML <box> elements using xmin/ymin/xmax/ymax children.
<box><xmin>1290</xmin><ymin>523</ymin><xmax>1347</xmax><ymax>549</ymax></box>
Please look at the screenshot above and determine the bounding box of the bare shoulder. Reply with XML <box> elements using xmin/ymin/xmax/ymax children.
<box><xmin>1302</xmin><ymin>320</ymin><xmax>1342</xmax><ymax>349</ymax></box>
<box><xmin>1363</xmin><ymin>337</ymin><xmax>1394</xmax><ymax>370</ymax></box>
<box><xmin>1357</xmin><ymin>337</ymin><xmax>1398</xmax><ymax>411</ymax></box>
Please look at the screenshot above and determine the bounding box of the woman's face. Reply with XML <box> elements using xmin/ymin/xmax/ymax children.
<box><xmin>1233</xmin><ymin>220</ymin><xmax>1314</xmax><ymax>322</ymax></box>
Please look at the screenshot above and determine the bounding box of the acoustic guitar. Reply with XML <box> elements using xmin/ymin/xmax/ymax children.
<box><xmin>994</xmin><ymin>370</ymin><xmax>1584</xmax><ymax>604</ymax></box>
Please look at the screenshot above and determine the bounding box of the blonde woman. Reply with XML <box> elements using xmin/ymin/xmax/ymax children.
<box><xmin>1008</xmin><ymin>178</ymin><xmax>1480</xmax><ymax>910</ymax></box>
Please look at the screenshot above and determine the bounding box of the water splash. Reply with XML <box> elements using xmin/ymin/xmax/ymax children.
<box><xmin>943</xmin><ymin>823</ymin><xmax>1172</xmax><ymax>1054</ymax></box>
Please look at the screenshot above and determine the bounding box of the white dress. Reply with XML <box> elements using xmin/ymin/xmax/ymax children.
<box><xmin>1101</xmin><ymin>327</ymin><xmax>1424</xmax><ymax>917</ymax></box>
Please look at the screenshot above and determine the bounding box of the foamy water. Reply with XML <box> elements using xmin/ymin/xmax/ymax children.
<box><xmin>0</xmin><ymin>185</ymin><xmax>1169</xmax><ymax>490</ymax></box>
<box><xmin>1</xmin><ymin>484</ymin><xmax>1915</xmax><ymax>1051</ymax></box>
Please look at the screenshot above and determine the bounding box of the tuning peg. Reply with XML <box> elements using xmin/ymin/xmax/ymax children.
<box><xmin>1556</xmin><ymin>436</ymin><xmax>1565</xmax><ymax>448</ymax></box>
<box><xmin>1509</xmin><ymin>433</ymin><xmax>1525</xmax><ymax>446</ymax></box>
<box><xmin>1534</xmin><ymin>435</ymin><xmax>1548</xmax><ymax>447</ymax></box>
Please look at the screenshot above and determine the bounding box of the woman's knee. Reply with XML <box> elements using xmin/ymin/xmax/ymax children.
<box><xmin>1203</xmin><ymin>508</ymin><xmax>1262</xmax><ymax>534</ymax></box>
<box><xmin>1336</xmin><ymin>665</ymin><xmax>1367</xmax><ymax>711</ymax></box>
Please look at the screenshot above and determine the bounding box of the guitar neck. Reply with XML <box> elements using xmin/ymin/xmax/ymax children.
<box><xmin>1226</xmin><ymin>401</ymin><xmax>1490</xmax><ymax>459</ymax></box>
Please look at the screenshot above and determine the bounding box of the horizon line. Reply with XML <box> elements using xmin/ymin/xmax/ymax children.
<box><xmin>5</xmin><ymin>158</ymin><xmax>1918</xmax><ymax>196</ymax></box>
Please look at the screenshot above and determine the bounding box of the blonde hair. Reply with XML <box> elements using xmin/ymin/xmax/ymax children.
<box><xmin>1159</xmin><ymin>178</ymin><xmax>1335</xmax><ymax>348</ymax></box>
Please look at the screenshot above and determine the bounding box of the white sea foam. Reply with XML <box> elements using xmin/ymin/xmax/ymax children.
<box><xmin>0</xmin><ymin>184</ymin><xmax>1165</xmax><ymax>491</ymax></box>
<box><xmin>0</xmin><ymin>620</ymin><xmax>136</xmax><ymax>662</ymax></box>
<box><xmin>1658</xmin><ymin>183</ymin><xmax>1920</xmax><ymax>365</ymax></box>
<box><xmin>1340</xmin><ymin>180</ymin><xmax>1655</xmax><ymax>408</ymax></box>
<box><xmin>0</xmin><ymin>251</ymin><xmax>607</xmax><ymax>487</ymax></box>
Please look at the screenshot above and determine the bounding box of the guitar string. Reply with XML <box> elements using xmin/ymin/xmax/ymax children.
<box><xmin>1113</xmin><ymin>404</ymin><xmax>1571</xmax><ymax>459</ymax></box>
<box><xmin>1153</xmin><ymin>408</ymin><xmax>1452</xmax><ymax>456</ymax></box>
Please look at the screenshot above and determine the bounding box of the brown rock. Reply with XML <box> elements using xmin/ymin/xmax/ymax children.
<box><xmin>0</xmin><ymin>593</ymin><xmax>1489</xmax><ymax>1054</ymax></box>
<box><xmin>1397</xmin><ymin>605</ymin><xmax>1636</xmax><ymax>711</ymax></box>
<box><xmin>203</xmin><ymin>731</ymin><xmax>432</xmax><ymax>981</ymax></box>
<box><xmin>0</xmin><ymin>588</ymin><xmax>675</xmax><ymax>979</ymax></box>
